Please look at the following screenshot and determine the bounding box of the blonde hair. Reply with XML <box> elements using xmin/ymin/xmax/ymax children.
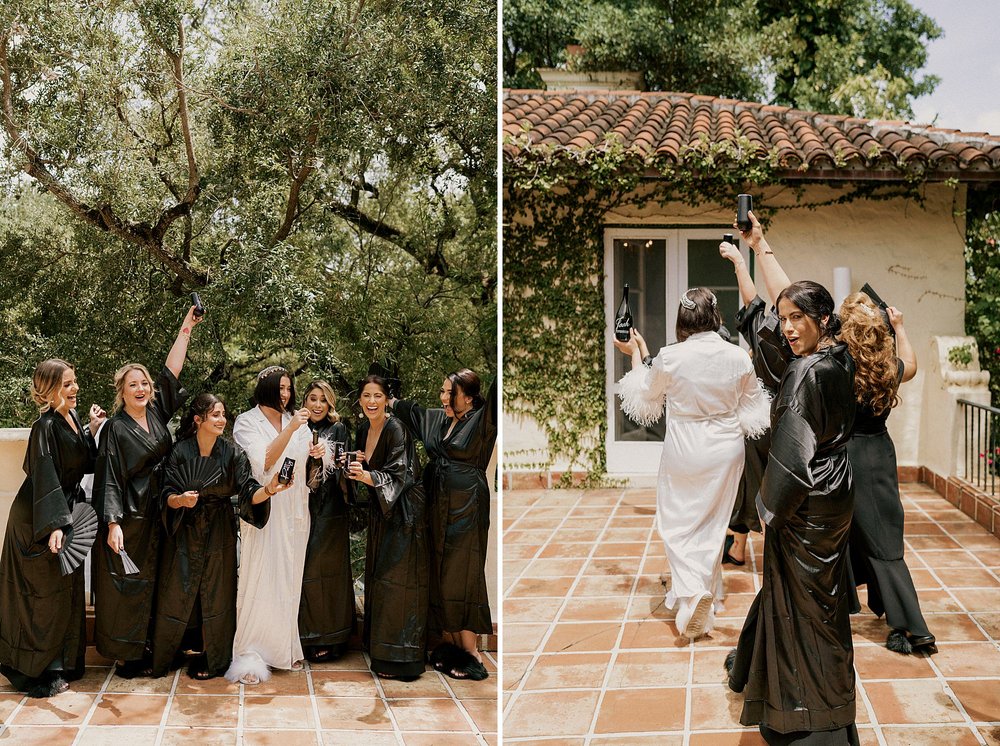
<box><xmin>839</xmin><ymin>292</ymin><xmax>899</xmax><ymax>416</ymax></box>
<box><xmin>302</xmin><ymin>380</ymin><xmax>340</xmax><ymax>423</ymax></box>
<box><xmin>112</xmin><ymin>363</ymin><xmax>157</xmax><ymax>413</ymax></box>
<box><xmin>31</xmin><ymin>359</ymin><xmax>74</xmax><ymax>412</ymax></box>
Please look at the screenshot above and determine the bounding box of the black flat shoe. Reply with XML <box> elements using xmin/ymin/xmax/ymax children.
<box><xmin>908</xmin><ymin>634</ymin><xmax>938</xmax><ymax>655</ymax></box>
<box><xmin>722</xmin><ymin>535</ymin><xmax>745</xmax><ymax>566</ymax></box>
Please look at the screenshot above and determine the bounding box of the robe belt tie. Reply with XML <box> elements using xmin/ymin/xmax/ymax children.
<box><xmin>668</xmin><ymin>411</ymin><xmax>738</xmax><ymax>422</ymax></box>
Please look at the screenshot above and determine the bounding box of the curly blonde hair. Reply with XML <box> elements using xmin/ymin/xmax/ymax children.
<box><xmin>839</xmin><ymin>292</ymin><xmax>899</xmax><ymax>416</ymax></box>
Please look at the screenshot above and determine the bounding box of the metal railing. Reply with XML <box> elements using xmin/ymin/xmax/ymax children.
<box><xmin>959</xmin><ymin>398</ymin><xmax>1000</xmax><ymax>495</ymax></box>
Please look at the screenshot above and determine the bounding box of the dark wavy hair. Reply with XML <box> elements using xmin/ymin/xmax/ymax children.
<box><xmin>447</xmin><ymin>368</ymin><xmax>486</xmax><ymax>410</ymax></box>
<box><xmin>676</xmin><ymin>287</ymin><xmax>722</xmax><ymax>343</ymax></box>
<box><xmin>359</xmin><ymin>374</ymin><xmax>390</xmax><ymax>397</ymax></box>
<box><xmin>253</xmin><ymin>366</ymin><xmax>295</xmax><ymax>412</ymax></box>
<box><xmin>178</xmin><ymin>392</ymin><xmax>226</xmax><ymax>439</ymax></box>
<box><xmin>776</xmin><ymin>281</ymin><xmax>842</xmax><ymax>346</ymax></box>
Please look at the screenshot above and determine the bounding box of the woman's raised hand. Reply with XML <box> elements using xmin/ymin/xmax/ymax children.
<box><xmin>719</xmin><ymin>240</ymin><xmax>743</xmax><ymax>265</ymax></box>
<box><xmin>48</xmin><ymin>528</ymin><xmax>64</xmax><ymax>554</ymax></box>
<box><xmin>182</xmin><ymin>305</ymin><xmax>204</xmax><ymax>330</ymax></box>
<box><xmin>290</xmin><ymin>408</ymin><xmax>310</xmax><ymax>430</ymax></box>
<box><xmin>736</xmin><ymin>209</ymin><xmax>764</xmax><ymax>249</ymax></box>
<box><xmin>308</xmin><ymin>442</ymin><xmax>326</xmax><ymax>459</ymax></box>
<box><xmin>886</xmin><ymin>306</ymin><xmax>904</xmax><ymax>329</ymax></box>
<box><xmin>266</xmin><ymin>472</ymin><xmax>294</xmax><ymax>495</ymax></box>
<box><xmin>88</xmin><ymin>404</ymin><xmax>107</xmax><ymax>436</ymax></box>
<box><xmin>613</xmin><ymin>329</ymin><xmax>640</xmax><ymax>356</ymax></box>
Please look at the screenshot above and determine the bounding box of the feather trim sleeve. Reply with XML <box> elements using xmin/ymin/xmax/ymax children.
<box><xmin>616</xmin><ymin>359</ymin><xmax>668</xmax><ymax>428</ymax></box>
<box><xmin>736</xmin><ymin>370</ymin><xmax>772</xmax><ymax>440</ymax></box>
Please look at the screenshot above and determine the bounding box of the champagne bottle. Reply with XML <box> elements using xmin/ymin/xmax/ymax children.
<box><xmin>614</xmin><ymin>284</ymin><xmax>633</xmax><ymax>342</ymax></box>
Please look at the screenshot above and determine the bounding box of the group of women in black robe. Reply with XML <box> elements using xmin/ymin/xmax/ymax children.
<box><xmin>0</xmin><ymin>306</ymin><xmax>495</xmax><ymax>693</ymax></box>
<box><xmin>715</xmin><ymin>211</ymin><xmax>935</xmax><ymax>745</ymax></box>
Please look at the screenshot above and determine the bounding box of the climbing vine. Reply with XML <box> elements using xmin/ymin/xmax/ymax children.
<box><xmin>503</xmin><ymin>129</ymin><xmax>931</xmax><ymax>485</ymax></box>
<box><xmin>964</xmin><ymin>186</ymin><xmax>1000</xmax><ymax>405</ymax></box>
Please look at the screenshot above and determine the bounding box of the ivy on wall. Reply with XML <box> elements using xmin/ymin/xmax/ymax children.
<box><xmin>503</xmin><ymin>130</ymin><xmax>932</xmax><ymax>485</ymax></box>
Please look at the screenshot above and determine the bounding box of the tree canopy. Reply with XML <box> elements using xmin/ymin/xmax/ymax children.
<box><xmin>0</xmin><ymin>0</ymin><xmax>496</xmax><ymax>427</ymax></box>
<box><xmin>504</xmin><ymin>0</ymin><xmax>941</xmax><ymax>119</ymax></box>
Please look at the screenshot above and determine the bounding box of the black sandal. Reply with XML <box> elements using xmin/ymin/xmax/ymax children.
<box><xmin>429</xmin><ymin>642</ymin><xmax>464</xmax><ymax>674</ymax></box>
<box><xmin>114</xmin><ymin>659</ymin><xmax>153</xmax><ymax>679</ymax></box>
<box><xmin>306</xmin><ymin>647</ymin><xmax>333</xmax><ymax>663</ymax></box>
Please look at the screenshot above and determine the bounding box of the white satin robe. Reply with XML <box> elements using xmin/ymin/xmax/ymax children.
<box><xmin>618</xmin><ymin>331</ymin><xmax>770</xmax><ymax>635</ymax></box>
<box><xmin>225</xmin><ymin>406</ymin><xmax>312</xmax><ymax>682</ymax></box>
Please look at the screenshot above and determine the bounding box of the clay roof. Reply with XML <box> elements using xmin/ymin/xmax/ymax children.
<box><xmin>503</xmin><ymin>90</ymin><xmax>1000</xmax><ymax>180</ymax></box>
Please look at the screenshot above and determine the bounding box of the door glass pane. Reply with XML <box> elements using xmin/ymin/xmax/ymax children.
<box><xmin>613</xmin><ymin>238</ymin><xmax>666</xmax><ymax>442</ymax></box>
<box><xmin>686</xmin><ymin>238</ymin><xmax>741</xmax><ymax>344</ymax></box>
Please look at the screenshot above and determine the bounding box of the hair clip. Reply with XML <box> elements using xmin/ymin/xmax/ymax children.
<box><xmin>860</xmin><ymin>304</ymin><xmax>875</xmax><ymax>317</ymax></box>
<box><xmin>680</xmin><ymin>291</ymin><xmax>696</xmax><ymax>310</ymax></box>
<box><xmin>257</xmin><ymin>365</ymin><xmax>285</xmax><ymax>382</ymax></box>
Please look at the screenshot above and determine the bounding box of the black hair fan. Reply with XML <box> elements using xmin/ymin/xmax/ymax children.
<box><xmin>57</xmin><ymin>503</ymin><xmax>98</xmax><ymax>576</ymax></box>
<box><xmin>859</xmin><ymin>283</ymin><xmax>895</xmax><ymax>337</ymax></box>
<box><xmin>167</xmin><ymin>456</ymin><xmax>223</xmax><ymax>493</ymax></box>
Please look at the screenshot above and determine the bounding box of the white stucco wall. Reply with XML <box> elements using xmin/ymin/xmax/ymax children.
<box><xmin>505</xmin><ymin>182</ymin><xmax>972</xmax><ymax>479</ymax></box>
<box><xmin>0</xmin><ymin>429</ymin><xmax>28</xmax><ymax>534</ymax></box>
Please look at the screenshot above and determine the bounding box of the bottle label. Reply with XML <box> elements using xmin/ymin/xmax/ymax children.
<box><xmin>615</xmin><ymin>317</ymin><xmax>632</xmax><ymax>338</ymax></box>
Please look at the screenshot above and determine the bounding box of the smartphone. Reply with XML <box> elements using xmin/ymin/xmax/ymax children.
<box><xmin>191</xmin><ymin>292</ymin><xmax>205</xmax><ymax>318</ymax></box>
<box><xmin>737</xmin><ymin>194</ymin><xmax>753</xmax><ymax>232</ymax></box>
<box><xmin>278</xmin><ymin>457</ymin><xmax>295</xmax><ymax>484</ymax></box>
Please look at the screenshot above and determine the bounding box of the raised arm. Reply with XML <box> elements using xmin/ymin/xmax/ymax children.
<box><xmin>887</xmin><ymin>307</ymin><xmax>917</xmax><ymax>383</ymax></box>
<box><xmin>720</xmin><ymin>240</ymin><xmax>756</xmax><ymax>307</ymax></box>
<box><xmin>264</xmin><ymin>408</ymin><xmax>310</xmax><ymax>471</ymax></box>
<box><xmin>165</xmin><ymin>305</ymin><xmax>203</xmax><ymax>379</ymax></box>
<box><xmin>739</xmin><ymin>210</ymin><xmax>791</xmax><ymax>306</ymax></box>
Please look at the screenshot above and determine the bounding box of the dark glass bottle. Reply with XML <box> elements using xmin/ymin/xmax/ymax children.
<box><xmin>614</xmin><ymin>284</ymin><xmax>633</xmax><ymax>342</ymax></box>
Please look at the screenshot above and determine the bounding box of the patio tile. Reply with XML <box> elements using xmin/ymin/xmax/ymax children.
<box><xmin>461</xmin><ymin>696</ymin><xmax>498</xmax><ymax>732</ymax></box>
<box><xmin>77</xmin><ymin>726</ymin><xmax>159</xmax><ymax>745</ymax></box>
<box><xmin>508</xmin><ymin>577</ymin><xmax>576</xmax><ymax>597</ymax></box>
<box><xmin>906</xmin><ymin>536</ymin><xmax>962</xmax><ymax>550</ymax></box>
<box><xmin>537</xmin><ymin>544</ymin><xmax>594</xmax><ymax>560</ymax></box>
<box><xmin>388</xmin><ymin>698</ymin><xmax>470</xmax><ymax>731</ymax></box>
<box><xmin>594</xmin><ymin>687</ymin><xmax>686</xmax><ymax>733</ymax></box>
<box><xmin>879</xmin><ymin>727</ymin><xmax>981</xmax><ymax>745</ymax></box>
<box><xmin>249</xmin><ymin>670</ymin><xmax>310</xmax><ymax>696</ymax></box>
<box><xmin>543</xmin><ymin>622</ymin><xmax>620</xmax><ymax>653</ymax></box>
<box><xmin>173</xmin><ymin>672</ymin><xmax>240</xmax><ymax>694</ymax></box>
<box><xmin>853</xmin><ymin>643</ymin><xmax>935</xmax><ymax>679</ymax></box>
<box><xmin>322</xmin><ymin>732</ymin><xmax>397</xmax><ymax>746</ymax></box>
<box><xmin>242</xmin><ymin>732</ymin><xmax>321</xmax><ymax>746</ymax></box>
<box><xmin>688</xmin><ymin>733</ymin><xmax>765</xmax><ymax>745</ymax></box>
<box><xmin>593</xmin><ymin>737</ymin><xmax>684</xmax><ymax>745</ymax></box>
<box><xmin>105</xmin><ymin>673</ymin><xmax>175</xmax><ymax>693</ymax></box>
<box><xmin>503</xmin><ymin>691</ymin><xmax>600</xmax><ymax>738</ymax></box>
<box><xmin>505</xmin><ymin>597</ymin><xmax>565</xmax><ymax>624</ymax></box>
<box><xmin>378</xmin><ymin>672</ymin><xmax>450</xmax><ymax>699</ymax></box>
<box><xmin>949</xmin><ymin>679</ymin><xmax>1000</xmax><ymax>722</ymax></box>
<box><xmin>523</xmin><ymin>653</ymin><xmax>612</xmax><ymax>690</ymax></box>
<box><xmin>400</xmin><ymin>734</ymin><xmax>482</xmax><ymax>746</ymax></box>
<box><xmin>608</xmin><ymin>650</ymin><xmax>690</xmax><ymax>688</ymax></box>
<box><xmin>314</xmin><ymin>697</ymin><xmax>392</xmax><ymax>730</ymax></box>
<box><xmin>583</xmin><ymin>557</ymin><xmax>643</xmax><ymax>576</ymax></box>
<box><xmin>864</xmin><ymin>680</ymin><xmax>966</xmax><ymax>723</ymax></box>
<box><xmin>504</xmin><ymin>623</ymin><xmax>551</xmax><ymax>654</ymax></box>
<box><xmin>9</xmin><ymin>691</ymin><xmax>95</xmax><ymax>725</ymax></box>
<box><xmin>0</xmin><ymin>726</ymin><xmax>78</xmax><ymax>745</ymax></box>
<box><xmin>922</xmin><ymin>613</ymin><xmax>989</xmax><ymax>641</ymax></box>
<box><xmin>502</xmin><ymin>655</ymin><xmax>532</xmax><ymax>691</ymax></box>
<box><xmin>906</xmin><ymin>589</ymin><xmax>964</xmax><ymax>613</ymax></box>
<box><xmin>311</xmin><ymin>670</ymin><xmax>379</xmax><ymax>697</ymax></box>
<box><xmin>972</xmin><ymin>612</ymin><xmax>1000</xmax><ymax>639</ymax></box>
<box><xmin>931</xmin><ymin>642</ymin><xmax>1000</xmax><ymax>676</ymax></box>
<box><xmin>307</xmin><ymin>650</ymin><xmax>369</xmax><ymax>671</ymax></box>
<box><xmin>689</xmin><ymin>683</ymin><xmax>747</xmax><ymax>729</ymax></box>
<box><xmin>916</xmin><ymin>550</ymin><xmax>978</xmax><ymax>568</ymax></box>
<box><xmin>571</xmin><ymin>575</ymin><xmax>636</xmax><ymax>596</ymax></box>
<box><xmin>950</xmin><ymin>587</ymin><xmax>1000</xmax><ymax>611</ymax></box>
<box><xmin>626</xmin><ymin>595</ymin><xmax>674</xmax><ymax>621</ymax></box>
<box><xmin>559</xmin><ymin>597</ymin><xmax>629</xmax><ymax>622</ymax></box>
<box><xmin>592</xmin><ymin>542</ymin><xmax>646</xmax><ymax>558</ymax></box>
<box><xmin>522</xmin><ymin>557</ymin><xmax>588</xmax><ymax>577</ymax></box>
<box><xmin>165</xmin><ymin>694</ymin><xmax>239</xmax><ymax>727</ymax></box>
<box><xmin>72</xmin><ymin>666</ymin><xmax>112</xmax><ymax>693</ymax></box>
<box><xmin>88</xmin><ymin>693</ymin><xmax>168</xmax><ymax>725</ymax></box>
<box><xmin>243</xmin><ymin>695</ymin><xmax>316</xmax><ymax>729</ymax></box>
<box><xmin>0</xmin><ymin>692</ymin><xmax>23</xmax><ymax>722</ymax></box>
<box><xmin>620</xmin><ymin>619</ymin><xmax>684</xmax><ymax>649</ymax></box>
<box><xmin>932</xmin><ymin>567</ymin><xmax>999</xmax><ymax>587</ymax></box>
<box><xmin>160</xmin><ymin>728</ymin><xmax>237</xmax><ymax>745</ymax></box>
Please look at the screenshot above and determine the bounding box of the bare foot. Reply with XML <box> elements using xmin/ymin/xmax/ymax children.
<box><xmin>239</xmin><ymin>673</ymin><xmax>260</xmax><ymax>685</ymax></box>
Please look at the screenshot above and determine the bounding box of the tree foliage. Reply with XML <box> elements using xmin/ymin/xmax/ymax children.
<box><xmin>0</xmin><ymin>0</ymin><xmax>496</xmax><ymax>428</ymax></box>
<box><xmin>504</xmin><ymin>0</ymin><xmax>941</xmax><ymax>119</ymax></box>
<box><xmin>964</xmin><ymin>186</ymin><xmax>1000</xmax><ymax>406</ymax></box>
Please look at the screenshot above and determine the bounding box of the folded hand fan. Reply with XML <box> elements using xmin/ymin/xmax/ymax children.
<box><xmin>859</xmin><ymin>283</ymin><xmax>895</xmax><ymax>337</ymax></box>
<box><xmin>57</xmin><ymin>502</ymin><xmax>98</xmax><ymax>576</ymax></box>
<box><xmin>118</xmin><ymin>548</ymin><xmax>140</xmax><ymax>575</ymax></box>
<box><xmin>168</xmin><ymin>457</ymin><xmax>223</xmax><ymax>493</ymax></box>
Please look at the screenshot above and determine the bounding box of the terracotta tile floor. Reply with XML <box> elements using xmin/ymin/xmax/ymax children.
<box><xmin>502</xmin><ymin>483</ymin><xmax>1000</xmax><ymax>745</ymax></box>
<box><xmin>0</xmin><ymin>648</ymin><xmax>497</xmax><ymax>744</ymax></box>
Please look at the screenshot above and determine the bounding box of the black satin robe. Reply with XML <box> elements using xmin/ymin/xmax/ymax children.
<box><xmin>394</xmin><ymin>379</ymin><xmax>496</xmax><ymax>635</ymax></box>
<box><xmin>735</xmin><ymin>344</ymin><xmax>858</xmax><ymax>736</ymax></box>
<box><xmin>93</xmin><ymin>368</ymin><xmax>186</xmax><ymax>661</ymax></box>
<box><xmin>360</xmin><ymin>416</ymin><xmax>428</xmax><ymax>678</ymax></box>
<box><xmin>299</xmin><ymin>419</ymin><xmax>355</xmax><ymax>653</ymax></box>
<box><xmin>150</xmin><ymin>437</ymin><xmax>266</xmax><ymax>677</ymax></box>
<box><xmin>0</xmin><ymin>409</ymin><xmax>94</xmax><ymax>686</ymax></box>
<box><xmin>731</xmin><ymin>297</ymin><xmax>791</xmax><ymax>533</ymax></box>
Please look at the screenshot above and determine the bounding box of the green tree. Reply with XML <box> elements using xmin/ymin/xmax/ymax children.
<box><xmin>504</xmin><ymin>0</ymin><xmax>941</xmax><ymax>119</ymax></box>
<box><xmin>0</xmin><ymin>0</ymin><xmax>496</xmax><ymax>427</ymax></box>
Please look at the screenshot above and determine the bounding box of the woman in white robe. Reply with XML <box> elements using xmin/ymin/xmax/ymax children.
<box><xmin>616</xmin><ymin>288</ymin><xmax>770</xmax><ymax>639</ymax></box>
<box><xmin>225</xmin><ymin>366</ymin><xmax>325</xmax><ymax>684</ymax></box>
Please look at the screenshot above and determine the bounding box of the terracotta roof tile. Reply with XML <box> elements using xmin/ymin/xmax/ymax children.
<box><xmin>503</xmin><ymin>90</ymin><xmax>1000</xmax><ymax>179</ymax></box>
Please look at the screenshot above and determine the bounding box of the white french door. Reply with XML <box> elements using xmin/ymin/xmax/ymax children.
<box><xmin>603</xmin><ymin>226</ymin><xmax>750</xmax><ymax>476</ymax></box>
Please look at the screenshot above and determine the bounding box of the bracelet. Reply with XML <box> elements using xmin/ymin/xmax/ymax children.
<box><xmin>761</xmin><ymin>250</ymin><xmax>774</xmax><ymax>255</ymax></box>
<box><xmin>265</xmin><ymin>485</ymin><xmax>276</xmax><ymax>496</ymax></box>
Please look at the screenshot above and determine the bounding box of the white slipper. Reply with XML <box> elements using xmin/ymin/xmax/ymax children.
<box><xmin>684</xmin><ymin>593</ymin><xmax>714</xmax><ymax>639</ymax></box>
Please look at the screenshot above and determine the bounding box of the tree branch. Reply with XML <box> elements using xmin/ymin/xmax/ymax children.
<box><xmin>270</xmin><ymin>120</ymin><xmax>320</xmax><ymax>246</ymax></box>
<box><xmin>0</xmin><ymin>32</ymin><xmax>208</xmax><ymax>287</ymax></box>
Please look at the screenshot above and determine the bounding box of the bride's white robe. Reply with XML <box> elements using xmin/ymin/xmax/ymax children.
<box><xmin>618</xmin><ymin>331</ymin><xmax>770</xmax><ymax>635</ymax></box>
<box><xmin>225</xmin><ymin>406</ymin><xmax>311</xmax><ymax>681</ymax></box>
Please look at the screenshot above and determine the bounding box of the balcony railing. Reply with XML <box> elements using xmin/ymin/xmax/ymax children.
<box><xmin>959</xmin><ymin>398</ymin><xmax>1000</xmax><ymax>495</ymax></box>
